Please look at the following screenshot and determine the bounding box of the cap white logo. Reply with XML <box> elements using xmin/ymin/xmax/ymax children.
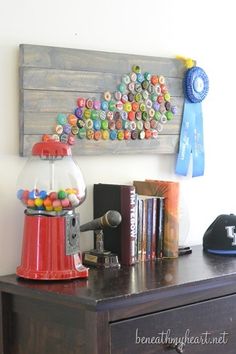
<box><xmin>225</xmin><ymin>226</ymin><xmax>236</xmax><ymax>246</ymax></box>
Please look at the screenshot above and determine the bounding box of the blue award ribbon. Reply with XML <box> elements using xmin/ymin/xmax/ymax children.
<box><xmin>176</xmin><ymin>66</ymin><xmax>209</xmax><ymax>177</ymax></box>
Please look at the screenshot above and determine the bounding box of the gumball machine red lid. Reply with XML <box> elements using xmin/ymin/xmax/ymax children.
<box><xmin>16</xmin><ymin>140</ymin><xmax>88</xmax><ymax>280</ymax></box>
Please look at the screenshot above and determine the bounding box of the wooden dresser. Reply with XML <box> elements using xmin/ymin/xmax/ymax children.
<box><xmin>1</xmin><ymin>245</ymin><xmax>236</xmax><ymax>353</ymax></box>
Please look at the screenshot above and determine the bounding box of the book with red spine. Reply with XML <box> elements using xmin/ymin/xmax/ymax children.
<box><xmin>93</xmin><ymin>183</ymin><xmax>137</xmax><ymax>266</ymax></box>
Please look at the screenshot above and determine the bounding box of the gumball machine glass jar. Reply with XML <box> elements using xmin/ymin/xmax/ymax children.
<box><xmin>16</xmin><ymin>140</ymin><xmax>88</xmax><ymax>280</ymax></box>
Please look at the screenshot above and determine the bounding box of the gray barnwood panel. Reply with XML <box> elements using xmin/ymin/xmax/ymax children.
<box><xmin>19</xmin><ymin>44</ymin><xmax>185</xmax><ymax>78</ymax></box>
<box><xmin>19</xmin><ymin>44</ymin><xmax>185</xmax><ymax>156</ymax></box>
<box><xmin>21</xmin><ymin>68</ymin><xmax>183</xmax><ymax>94</ymax></box>
<box><xmin>23</xmin><ymin>135</ymin><xmax>179</xmax><ymax>156</ymax></box>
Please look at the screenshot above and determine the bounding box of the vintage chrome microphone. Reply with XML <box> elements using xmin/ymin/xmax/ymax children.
<box><xmin>81</xmin><ymin>210</ymin><xmax>122</xmax><ymax>269</ymax></box>
<box><xmin>80</xmin><ymin>210</ymin><xmax>122</xmax><ymax>232</ymax></box>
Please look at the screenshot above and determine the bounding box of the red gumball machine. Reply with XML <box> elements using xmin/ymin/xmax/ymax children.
<box><xmin>16</xmin><ymin>140</ymin><xmax>89</xmax><ymax>280</ymax></box>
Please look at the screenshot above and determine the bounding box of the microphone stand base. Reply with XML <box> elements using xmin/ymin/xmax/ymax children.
<box><xmin>82</xmin><ymin>250</ymin><xmax>120</xmax><ymax>269</ymax></box>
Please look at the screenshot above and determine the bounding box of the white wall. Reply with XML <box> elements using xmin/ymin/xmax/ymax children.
<box><xmin>0</xmin><ymin>0</ymin><xmax>235</xmax><ymax>275</ymax></box>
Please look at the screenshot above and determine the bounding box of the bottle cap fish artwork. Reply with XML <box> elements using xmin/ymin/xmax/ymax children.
<box><xmin>43</xmin><ymin>66</ymin><xmax>177</xmax><ymax>145</ymax></box>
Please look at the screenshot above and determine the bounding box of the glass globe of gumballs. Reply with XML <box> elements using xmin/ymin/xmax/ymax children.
<box><xmin>16</xmin><ymin>140</ymin><xmax>88</xmax><ymax>280</ymax></box>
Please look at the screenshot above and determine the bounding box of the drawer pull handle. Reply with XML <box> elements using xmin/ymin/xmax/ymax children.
<box><xmin>176</xmin><ymin>342</ymin><xmax>185</xmax><ymax>354</ymax></box>
<box><xmin>166</xmin><ymin>341</ymin><xmax>185</xmax><ymax>353</ymax></box>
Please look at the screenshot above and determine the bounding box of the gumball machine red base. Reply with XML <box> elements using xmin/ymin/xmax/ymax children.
<box><xmin>16</xmin><ymin>141</ymin><xmax>88</xmax><ymax>280</ymax></box>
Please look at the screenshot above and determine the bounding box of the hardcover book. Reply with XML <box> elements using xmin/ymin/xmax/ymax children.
<box><xmin>133</xmin><ymin>180</ymin><xmax>179</xmax><ymax>258</ymax></box>
<box><xmin>93</xmin><ymin>183</ymin><xmax>137</xmax><ymax>265</ymax></box>
<box><xmin>136</xmin><ymin>196</ymin><xmax>144</xmax><ymax>262</ymax></box>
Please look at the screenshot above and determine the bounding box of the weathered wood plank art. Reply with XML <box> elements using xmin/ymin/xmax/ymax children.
<box><xmin>19</xmin><ymin>44</ymin><xmax>185</xmax><ymax>156</ymax></box>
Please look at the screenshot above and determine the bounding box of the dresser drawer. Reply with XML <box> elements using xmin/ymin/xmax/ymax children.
<box><xmin>111</xmin><ymin>294</ymin><xmax>236</xmax><ymax>353</ymax></box>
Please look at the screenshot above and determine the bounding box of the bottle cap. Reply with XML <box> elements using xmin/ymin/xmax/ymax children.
<box><xmin>124</xmin><ymin>130</ymin><xmax>131</xmax><ymax>140</ymax></box>
<box><xmin>151</xmin><ymin>75</ymin><xmax>158</xmax><ymax>85</ymax></box>
<box><xmin>94</xmin><ymin>131</ymin><xmax>102</xmax><ymax>140</ymax></box>
<box><xmin>104</xmin><ymin>91</ymin><xmax>112</xmax><ymax>101</ymax></box>
<box><xmin>93</xmin><ymin>100</ymin><xmax>101</xmax><ymax>110</ymax></box>
<box><xmin>122</xmin><ymin>74</ymin><xmax>131</xmax><ymax>84</ymax></box>
<box><xmin>102</xmin><ymin>130</ymin><xmax>109</xmax><ymax>140</ymax></box>
<box><xmin>117</xmin><ymin>130</ymin><xmax>124</xmax><ymax>140</ymax></box>
<box><xmin>93</xmin><ymin>119</ymin><xmax>101</xmax><ymax>130</ymax></box>
<box><xmin>86</xmin><ymin>98</ymin><xmax>93</xmax><ymax>109</ymax></box>
<box><xmin>132</xmin><ymin>65</ymin><xmax>141</xmax><ymax>74</ymax></box>
<box><xmin>101</xmin><ymin>101</ymin><xmax>109</xmax><ymax>111</ymax></box>
<box><xmin>85</xmin><ymin>119</ymin><xmax>93</xmax><ymax>129</ymax></box>
<box><xmin>57</xmin><ymin>113</ymin><xmax>67</xmax><ymax>125</ymax></box>
<box><xmin>110</xmin><ymin>130</ymin><xmax>117</xmax><ymax>140</ymax></box>
<box><xmin>77</xmin><ymin>97</ymin><xmax>85</xmax><ymax>107</ymax></box>
<box><xmin>91</xmin><ymin>110</ymin><xmax>99</xmax><ymax>120</ymax></box>
<box><xmin>117</xmin><ymin>83</ymin><xmax>126</xmax><ymax>94</ymax></box>
<box><xmin>115</xmin><ymin>119</ymin><xmax>123</xmax><ymax>130</ymax></box>
<box><xmin>74</xmin><ymin>107</ymin><xmax>83</xmax><ymax>118</ymax></box>
<box><xmin>101</xmin><ymin>120</ymin><xmax>109</xmax><ymax>130</ymax></box>
<box><xmin>84</xmin><ymin>109</ymin><xmax>91</xmax><ymax>119</ymax></box>
<box><xmin>128</xmin><ymin>111</ymin><xmax>135</xmax><ymax>121</ymax></box>
<box><xmin>78</xmin><ymin>128</ymin><xmax>86</xmax><ymax>139</ymax></box>
<box><xmin>86</xmin><ymin>129</ymin><xmax>94</xmax><ymax>140</ymax></box>
<box><xmin>131</xmin><ymin>130</ymin><xmax>138</xmax><ymax>140</ymax></box>
<box><xmin>77</xmin><ymin>119</ymin><xmax>85</xmax><ymax>128</ymax></box>
<box><xmin>67</xmin><ymin>114</ymin><xmax>77</xmax><ymax>125</ymax></box>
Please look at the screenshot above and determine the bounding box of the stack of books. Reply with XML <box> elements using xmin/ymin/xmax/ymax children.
<box><xmin>93</xmin><ymin>180</ymin><xmax>179</xmax><ymax>266</ymax></box>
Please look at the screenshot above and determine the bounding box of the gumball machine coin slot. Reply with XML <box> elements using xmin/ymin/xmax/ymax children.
<box><xmin>16</xmin><ymin>140</ymin><xmax>88</xmax><ymax>280</ymax></box>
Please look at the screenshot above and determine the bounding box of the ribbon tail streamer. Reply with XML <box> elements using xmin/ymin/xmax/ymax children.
<box><xmin>175</xmin><ymin>101</ymin><xmax>204</xmax><ymax>177</ymax></box>
<box><xmin>192</xmin><ymin>103</ymin><xmax>204</xmax><ymax>177</ymax></box>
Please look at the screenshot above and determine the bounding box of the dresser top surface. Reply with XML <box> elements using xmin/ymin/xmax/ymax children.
<box><xmin>1</xmin><ymin>245</ymin><xmax>236</xmax><ymax>309</ymax></box>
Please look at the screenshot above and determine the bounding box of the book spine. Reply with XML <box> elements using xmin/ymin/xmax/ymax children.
<box><xmin>146</xmin><ymin>198</ymin><xmax>153</xmax><ymax>261</ymax></box>
<box><xmin>151</xmin><ymin>198</ymin><xmax>157</xmax><ymax>260</ymax></box>
<box><xmin>141</xmin><ymin>199</ymin><xmax>147</xmax><ymax>261</ymax></box>
<box><xmin>120</xmin><ymin>186</ymin><xmax>137</xmax><ymax>265</ymax></box>
<box><xmin>136</xmin><ymin>197</ymin><xmax>143</xmax><ymax>262</ymax></box>
<box><xmin>134</xmin><ymin>193</ymin><xmax>138</xmax><ymax>262</ymax></box>
<box><xmin>156</xmin><ymin>197</ymin><xmax>164</xmax><ymax>258</ymax></box>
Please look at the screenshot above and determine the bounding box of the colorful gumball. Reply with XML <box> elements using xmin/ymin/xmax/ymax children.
<box><xmin>17</xmin><ymin>189</ymin><xmax>24</xmax><ymax>200</ymax></box>
<box><xmin>22</xmin><ymin>190</ymin><xmax>29</xmax><ymax>200</ymax></box>
<box><xmin>49</xmin><ymin>192</ymin><xmax>58</xmax><ymax>201</ymax></box>
<box><xmin>58</xmin><ymin>190</ymin><xmax>67</xmax><ymax>199</ymax></box>
<box><xmin>39</xmin><ymin>190</ymin><xmax>47</xmax><ymax>199</ymax></box>
<box><xmin>43</xmin><ymin>197</ymin><xmax>52</xmax><ymax>207</ymax></box>
<box><xmin>68</xmin><ymin>193</ymin><xmax>80</xmax><ymax>207</ymax></box>
<box><xmin>35</xmin><ymin>198</ymin><xmax>43</xmax><ymax>207</ymax></box>
<box><xmin>27</xmin><ymin>199</ymin><xmax>35</xmax><ymax>208</ymax></box>
<box><xmin>45</xmin><ymin>205</ymin><xmax>53</xmax><ymax>212</ymax></box>
<box><xmin>52</xmin><ymin>199</ymin><xmax>62</xmax><ymax>212</ymax></box>
<box><xmin>61</xmin><ymin>198</ymin><xmax>70</xmax><ymax>208</ymax></box>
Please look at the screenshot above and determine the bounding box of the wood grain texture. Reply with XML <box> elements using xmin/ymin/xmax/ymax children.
<box><xmin>19</xmin><ymin>44</ymin><xmax>185</xmax><ymax>156</ymax></box>
<box><xmin>0</xmin><ymin>292</ymin><xmax>12</xmax><ymax>354</ymax></box>
<box><xmin>111</xmin><ymin>295</ymin><xmax>236</xmax><ymax>353</ymax></box>
<box><xmin>19</xmin><ymin>44</ymin><xmax>185</xmax><ymax>77</ymax></box>
<box><xmin>22</xmin><ymin>68</ymin><xmax>183</xmax><ymax>94</ymax></box>
<box><xmin>1</xmin><ymin>246</ymin><xmax>236</xmax><ymax>353</ymax></box>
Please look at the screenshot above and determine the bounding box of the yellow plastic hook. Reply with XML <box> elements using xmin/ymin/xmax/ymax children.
<box><xmin>176</xmin><ymin>55</ymin><xmax>195</xmax><ymax>69</ymax></box>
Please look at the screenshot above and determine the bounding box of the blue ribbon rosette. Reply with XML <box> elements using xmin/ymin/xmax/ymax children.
<box><xmin>175</xmin><ymin>59</ymin><xmax>209</xmax><ymax>177</ymax></box>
